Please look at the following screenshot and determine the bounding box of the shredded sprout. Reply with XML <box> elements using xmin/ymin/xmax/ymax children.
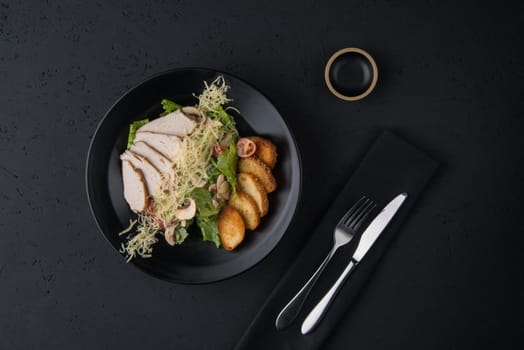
<box><xmin>154</xmin><ymin>118</ymin><xmax>226</xmax><ymax>224</ymax></box>
<box><xmin>118</xmin><ymin>219</ymin><xmax>137</xmax><ymax>236</ymax></box>
<box><xmin>195</xmin><ymin>76</ymin><xmax>232</xmax><ymax>112</ymax></box>
<box><xmin>119</xmin><ymin>214</ymin><xmax>160</xmax><ymax>262</ymax></box>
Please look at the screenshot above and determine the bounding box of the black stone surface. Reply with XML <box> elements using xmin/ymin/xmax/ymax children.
<box><xmin>1</xmin><ymin>0</ymin><xmax>523</xmax><ymax>349</ymax></box>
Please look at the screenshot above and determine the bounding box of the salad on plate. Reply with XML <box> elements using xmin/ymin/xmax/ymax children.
<box><xmin>118</xmin><ymin>76</ymin><xmax>278</xmax><ymax>261</ymax></box>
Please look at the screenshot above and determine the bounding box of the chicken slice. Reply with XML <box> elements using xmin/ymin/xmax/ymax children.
<box><xmin>133</xmin><ymin>132</ymin><xmax>181</xmax><ymax>162</ymax></box>
<box><xmin>137</xmin><ymin>109</ymin><xmax>197</xmax><ymax>137</ymax></box>
<box><xmin>121</xmin><ymin>160</ymin><xmax>148</xmax><ymax>212</ymax></box>
<box><xmin>131</xmin><ymin>141</ymin><xmax>174</xmax><ymax>175</ymax></box>
<box><xmin>120</xmin><ymin>151</ymin><xmax>163</xmax><ymax>196</ymax></box>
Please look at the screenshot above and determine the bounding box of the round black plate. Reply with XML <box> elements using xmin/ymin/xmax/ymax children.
<box><xmin>86</xmin><ymin>68</ymin><xmax>301</xmax><ymax>284</ymax></box>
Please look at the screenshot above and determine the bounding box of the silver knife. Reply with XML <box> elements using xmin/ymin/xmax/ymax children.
<box><xmin>301</xmin><ymin>192</ymin><xmax>408</xmax><ymax>335</ymax></box>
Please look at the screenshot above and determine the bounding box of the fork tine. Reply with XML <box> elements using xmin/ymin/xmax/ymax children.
<box><xmin>339</xmin><ymin>196</ymin><xmax>367</xmax><ymax>226</ymax></box>
<box><xmin>344</xmin><ymin>197</ymin><xmax>371</xmax><ymax>226</ymax></box>
<box><xmin>349</xmin><ymin>201</ymin><xmax>376</xmax><ymax>230</ymax></box>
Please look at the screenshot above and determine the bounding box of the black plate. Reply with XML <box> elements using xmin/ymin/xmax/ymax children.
<box><xmin>86</xmin><ymin>68</ymin><xmax>301</xmax><ymax>284</ymax></box>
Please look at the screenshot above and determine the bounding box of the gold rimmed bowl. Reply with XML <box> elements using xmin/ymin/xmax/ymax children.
<box><xmin>325</xmin><ymin>47</ymin><xmax>378</xmax><ymax>101</ymax></box>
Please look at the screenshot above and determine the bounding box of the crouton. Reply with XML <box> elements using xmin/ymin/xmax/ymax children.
<box><xmin>217</xmin><ymin>205</ymin><xmax>245</xmax><ymax>251</ymax></box>
<box><xmin>237</xmin><ymin>172</ymin><xmax>269</xmax><ymax>217</ymax></box>
<box><xmin>238</xmin><ymin>157</ymin><xmax>277</xmax><ymax>193</ymax></box>
<box><xmin>248</xmin><ymin>136</ymin><xmax>277</xmax><ymax>169</ymax></box>
<box><xmin>229</xmin><ymin>191</ymin><xmax>261</xmax><ymax>230</ymax></box>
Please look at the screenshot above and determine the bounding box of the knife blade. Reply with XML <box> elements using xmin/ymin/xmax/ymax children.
<box><xmin>301</xmin><ymin>192</ymin><xmax>408</xmax><ymax>335</ymax></box>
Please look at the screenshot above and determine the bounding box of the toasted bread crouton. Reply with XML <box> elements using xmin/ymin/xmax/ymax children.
<box><xmin>237</xmin><ymin>172</ymin><xmax>269</xmax><ymax>217</ymax></box>
<box><xmin>217</xmin><ymin>205</ymin><xmax>245</xmax><ymax>251</ymax></box>
<box><xmin>238</xmin><ymin>157</ymin><xmax>277</xmax><ymax>193</ymax></box>
<box><xmin>248</xmin><ymin>136</ymin><xmax>277</xmax><ymax>169</ymax></box>
<box><xmin>229</xmin><ymin>191</ymin><xmax>261</xmax><ymax>230</ymax></box>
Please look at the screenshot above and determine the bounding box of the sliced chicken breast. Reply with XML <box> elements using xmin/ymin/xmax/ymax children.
<box><xmin>137</xmin><ymin>109</ymin><xmax>197</xmax><ymax>137</ymax></box>
<box><xmin>121</xmin><ymin>160</ymin><xmax>148</xmax><ymax>212</ymax></box>
<box><xmin>120</xmin><ymin>151</ymin><xmax>163</xmax><ymax>196</ymax></box>
<box><xmin>131</xmin><ymin>141</ymin><xmax>174</xmax><ymax>174</ymax></box>
<box><xmin>133</xmin><ymin>132</ymin><xmax>181</xmax><ymax>162</ymax></box>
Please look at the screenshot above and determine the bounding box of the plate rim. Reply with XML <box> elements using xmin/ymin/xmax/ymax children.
<box><xmin>85</xmin><ymin>67</ymin><xmax>303</xmax><ymax>284</ymax></box>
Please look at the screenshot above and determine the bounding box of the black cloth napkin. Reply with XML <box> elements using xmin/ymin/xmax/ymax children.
<box><xmin>235</xmin><ymin>130</ymin><xmax>439</xmax><ymax>350</ymax></box>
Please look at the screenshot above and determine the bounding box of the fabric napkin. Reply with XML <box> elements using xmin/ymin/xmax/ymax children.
<box><xmin>235</xmin><ymin>130</ymin><xmax>438</xmax><ymax>350</ymax></box>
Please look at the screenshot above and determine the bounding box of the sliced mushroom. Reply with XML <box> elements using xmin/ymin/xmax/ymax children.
<box><xmin>220</xmin><ymin>133</ymin><xmax>233</xmax><ymax>148</ymax></box>
<box><xmin>208</xmin><ymin>183</ymin><xmax>217</xmax><ymax>195</ymax></box>
<box><xmin>217</xmin><ymin>174</ymin><xmax>226</xmax><ymax>187</ymax></box>
<box><xmin>217</xmin><ymin>181</ymin><xmax>230</xmax><ymax>201</ymax></box>
<box><xmin>216</xmin><ymin>174</ymin><xmax>231</xmax><ymax>200</ymax></box>
<box><xmin>193</xmin><ymin>178</ymin><xmax>206</xmax><ymax>187</ymax></box>
<box><xmin>174</xmin><ymin>198</ymin><xmax>197</xmax><ymax>220</ymax></box>
<box><xmin>181</xmin><ymin>106</ymin><xmax>205</xmax><ymax>122</ymax></box>
<box><xmin>165</xmin><ymin>225</ymin><xmax>176</xmax><ymax>246</ymax></box>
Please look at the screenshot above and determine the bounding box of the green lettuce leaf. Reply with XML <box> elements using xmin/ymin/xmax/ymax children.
<box><xmin>207</xmin><ymin>106</ymin><xmax>236</xmax><ymax>132</ymax></box>
<box><xmin>190</xmin><ymin>188</ymin><xmax>223</xmax><ymax>248</ymax></box>
<box><xmin>207</xmin><ymin>159</ymin><xmax>222</xmax><ymax>183</ymax></box>
<box><xmin>216</xmin><ymin>141</ymin><xmax>238</xmax><ymax>194</ymax></box>
<box><xmin>196</xmin><ymin>215</ymin><xmax>221</xmax><ymax>247</ymax></box>
<box><xmin>127</xmin><ymin>118</ymin><xmax>149</xmax><ymax>149</ymax></box>
<box><xmin>161</xmin><ymin>99</ymin><xmax>182</xmax><ymax>115</ymax></box>
<box><xmin>175</xmin><ymin>226</ymin><xmax>189</xmax><ymax>244</ymax></box>
<box><xmin>191</xmin><ymin>188</ymin><xmax>222</xmax><ymax>217</ymax></box>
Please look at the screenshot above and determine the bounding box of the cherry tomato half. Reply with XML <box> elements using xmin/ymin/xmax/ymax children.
<box><xmin>236</xmin><ymin>138</ymin><xmax>257</xmax><ymax>158</ymax></box>
<box><xmin>213</xmin><ymin>144</ymin><xmax>226</xmax><ymax>157</ymax></box>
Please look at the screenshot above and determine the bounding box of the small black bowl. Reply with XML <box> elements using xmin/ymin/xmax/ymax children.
<box><xmin>324</xmin><ymin>48</ymin><xmax>378</xmax><ymax>101</ymax></box>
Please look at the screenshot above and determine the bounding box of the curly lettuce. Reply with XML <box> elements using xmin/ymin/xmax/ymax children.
<box><xmin>216</xmin><ymin>141</ymin><xmax>238</xmax><ymax>195</ymax></box>
<box><xmin>191</xmin><ymin>187</ymin><xmax>223</xmax><ymax>247</ymax></box>
<box><xmin>127</xmin><ymin>118</ymin><xmax>149</xmax><ymax>149</ymax></box>
<box><xmin>161</xmin><ymin>99</ymin><xmax>182</xmax><ymax>115</ymax></box>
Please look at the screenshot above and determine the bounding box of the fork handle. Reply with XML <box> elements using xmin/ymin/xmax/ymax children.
<box><xmin>301</xmin><ymin>259</ymin><xmax>358</xmax><ymax>335</ymax></box>
<box><xmin>275</xmin><ymin>247</ymin><xmax>337</xmax><ymax>330</ymax></box>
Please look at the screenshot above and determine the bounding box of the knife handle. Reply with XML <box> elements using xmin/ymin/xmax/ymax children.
<box><xmin>301</xmin><ymin>259</ymin><xmax>358</xmax><ymax>335</ymax></box>
<box><xmin>275</xmin><ymin>247</ymin><xmax>337</xmax><ymax>330</ymax></box>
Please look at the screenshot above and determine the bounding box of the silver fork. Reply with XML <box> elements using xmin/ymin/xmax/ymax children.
<box><xmin>275</xmin><ymin>196</ymin><xmax>376</xmax><ymax>330</ymax></box>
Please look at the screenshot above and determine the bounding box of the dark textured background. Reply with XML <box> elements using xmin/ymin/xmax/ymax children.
<box><xmin>1</xmin><ymin>0</ymin><xmax>523</xmax><ymax>349</ymax></box>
